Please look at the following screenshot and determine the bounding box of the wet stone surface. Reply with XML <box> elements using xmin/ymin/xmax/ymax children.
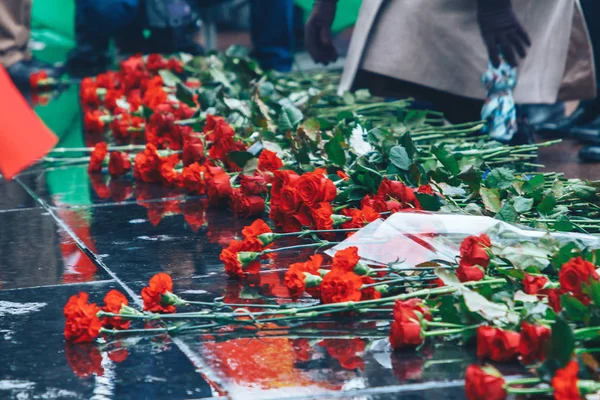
<box><xmin>0</xmin><ymin>85</ymin><xmax>531</xmax><ymax>400</ymax></box>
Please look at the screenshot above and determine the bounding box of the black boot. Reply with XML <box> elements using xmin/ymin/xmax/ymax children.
<box><xmin>537</xmin><ymin>102</ymin><xmax>600</xmax><ymax>134</ymax></box>
<box><xmin>579</xmin><ymin>146</ymin><xmax>600</xmax><ymax>162</ymax></box>
<box><xmin>6</xmin><ymin>58</ymin><xmax>62</xmax><ymax>87</ymax></box>
<box><xmin>569</xmin><ymin>116</ymin><xmax>600</xmax><ymax>144</ymax></box>
<box><xmin>65</xmin><ymin>45</ymin><xmax>112</xmax><ymax>79</ymax></box>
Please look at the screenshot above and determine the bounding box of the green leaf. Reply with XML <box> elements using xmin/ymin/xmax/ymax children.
<box><xmin>561</xmin><ymin>294</ymin><xmax>588</xmax><ymax>322</ymax></box>
<box><xmin>324</xmin><ymin>135</ymin><xmax>346</xmax><ymax>166</ymax></box>
<box><xmin>458</xmin><ymin>165</ymin><xmax>482</xmax><ymax>193</ymax></box>
<box><xmin>549</xmin><ymin>316</ymin><xmax>575</xmax><ymax>367</ymax></box>
<box><xmin>551</xmin><ymin>242</ymin><xmax>581</xmax><ymax>271</ymax></box>
<box><xmin>301</xmin><ymin>118</ymin><xmax>321</xmax><ymax>142</ymax></box>
<box><xmin>242</xmin><ymin>158</ymin><xmax>259</xmax><ymax>175</ymax></box>
<box><xmin>495</xmin><ymin>202</ymin><xmax>518</xmax><ymax>223</ymax></box>
<box><xmin>415</xmin><ymin>193</ymin><xmax>444</xmax><ymax>212</ymax></box>
<box><xmin>342</xmin><ymin>91</ymin><xmax>355</xmax><ymax>105</ymax></box>
<box><xmin>224</xmin><ymin>98</ymin><xmax>252</xmax><ymax>118</ymax></box>
<box><xmin>432</xmin><ymin>146</ymin><xmax>460</xmax><ymax>176</ymax></box>
<box><xmin>537</xmin><ymin>193</ymin><xmax>557</xmax><ymax>215</ymax></box>
<box><xmin>158</xmin><ymin>69</ymin><xmax>181</xmax><ymax>87</ymax></box>
<box><xmin>480</xmin><ymin>188</ymin><xmax>502</xmax><ymax>213</ymax></box>
<box><xmin>554</xmin><ymin>215</ymin><xmax>574</xmax><ymax>232</ymax></box>
<box><xmin>512</xmin><ymin>196</ymin><xmax>534</xmax><ymax>213</ymax></box>
<box><xmin>498</xmin><ymin>242</ymin><xmax>551</xmax><ymax>270</ymax></box>
<box><xmin>583</xmin><ymin>280</ymin><xmax>600</xmax><ymax>307</ymax></box>
<box><xmin>399</xmin><ymin>132</ymin><xmax>417</xmax><ymax>159</ymax></box>
<box><xmin>227</xmin><ymin>151</ymin><xmax>256</xmax><ymax>168</ymax></box>
<box><xmin>486</xmin><ymin>167</ymin><xmax>515</xmax><ymax>190</ymax></box>
<box><xmin>389</xmin><ymin>145</ymin><xmax>412</xmax><ymax>171</ymax></box>
<box><xmin>278</xmin><ymin>104</ymin><xmax>304</xmax><ymax>131</ymax></box>
<box><xmin>523</xmin><ymin>175</ymin><xmax>545</xmax><ymax>194</ymax></box>
<box><xmin>175</xmin><ymin>82</ymin><xmax>197</xmax><ymax>107</ymax></box>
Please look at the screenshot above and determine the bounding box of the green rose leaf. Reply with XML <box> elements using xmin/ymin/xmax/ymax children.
<box><xmin>278</xmin><ymin>104</ymin><xmax>304</xmax><ymax>131</ymax></box>
<box><xmin>324</xmin><ymin>135</ymin><xmax>346</xmax><ymax>166</ymax></box>
<box><xmin>389</xmin><ymin>145</ymin><xmax>412</xmax><ymax>171</ymax></box>
<box><xmin>480</xmin><ymin>187</ymin><xmax>502</xmax><ymax>213</ymax></box>
<box><xmin>512</xmin><ymin>196</ymin><xmax>534</xmax><ymax>213</ymax></box>
<box><xmin>495</xmin><ymin>202</ymin><xmax>518</xmax><ymax>223</ymax></box>
<box><xmin>486</xmin><ymin>167</ymin><xmax>515</xmax><ymax>190</ymax></box>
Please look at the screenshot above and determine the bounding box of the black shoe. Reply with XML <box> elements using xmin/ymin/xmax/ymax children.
<box><xmin>537</xmin><ymin>103</ymin><xmax>600</xmax><ymax>134</ymax></box>
<box><xmin>521</xmin><ymin>103</ymin><xmax>565</xmax><ymax>128</ymax></box>
<box><xmin>5</xmin><ymin>58</ymin><xmax>61</xmax><ymax>87</ymax></box>
<box><xmin>66</xmin><ymin>45</ymin><xmax>112</xmax><ymax>79</ymax></box>
<box><xmin>579</xmin><ymin>146</ymin><xmax>600</xmax><ymax>162</ymax></box>
<box><xmin>569</xmin><ymin>116</ymin><xmax>600</xmax><ymax>144</ymax></box>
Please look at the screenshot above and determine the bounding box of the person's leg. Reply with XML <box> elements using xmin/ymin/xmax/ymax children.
<box><xmin>0</xmin><ymin>0</ymin><xmax>32</xmax><ymax>68</ymax></box>
<box><xmin>67</xmin><ymin>0</ymin><xmax>142</xmax><ymax>76</ymax></box>
<box><xmin>250</xmin><ymin>0</ymin><xmax>294</xmax><ymax>72</ymax></box>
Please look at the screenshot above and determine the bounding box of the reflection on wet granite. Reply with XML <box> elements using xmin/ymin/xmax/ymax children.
<box><xmin>0</xmin><ymin>283</ymin><xmax>212</xmax><ymax>399</ymax></box>
<box><xmin>0</xmin><ymin>208</ymin><xmax>108</xmax><ymax>289</ymax></box>
<box><xmin>0</xmin><ymin>174</ymin><xmax>40</xmax><ymax>211</ymax></box>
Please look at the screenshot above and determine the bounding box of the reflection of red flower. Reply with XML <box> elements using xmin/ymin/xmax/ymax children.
<box><xmin>320</xmin><ymin>338</ymin><xmax>365</xmax><ymax>370</ymax></box>
<box><xmin>141</xmin><ymin>273</ymin><xmax>176</xmax><ymax>313</ymax></box>
<box><xmin>63</xmin><ymin>292</ymin><xmax>102</xmax><ymax>342</ymax></box>
<box><xmin>464</xmin><ymin>365</ymin><xmax>506</xmax><ymax>400</ymax></box>
<box><xmin>90</xmin><ymin>174</ymin><xmax>111</xmax><ymax>199</ymax></box>
<box><xmin>182</xmin><ymin>199</ymin><xmax>207</xmax><ymax>232</ymax></box>
<box><xmin>391</xmin><ymin>353</ymin><xmax>425</xmax><ymax>381</ymax></box>
<box><xmin>292</xmin><ymin>338</ymin><xmax>312</xmax><ymax>362</ymax></box>
<box><xmin>476</xmin><ymin>326</ymin><xmax>520</xmax><ymax>362</ymax></box>
<box><xmin>102</xmin><ymin>289</ymin><xmax>131</xmax><ymax>330</ymax></box>
<box><xmin>30</xmin><ymin>70</ymin><xmax>48</xmax><ymax>88</ymax></box>
<box><xmin>65</xmin><ymin>343</ymin><xmax>104</xmax><ymax>377</ymax></box>
<box><xmin>108</xmin><ymin>180</ymin><xmax>134</xmax><ymax>202</ymax></box>
<box><xmin>88</xmin><ymin>142</ymin><xmax>108</xmax><ymax>173</ymax></box>
<box><xmin>108</xmin><ymin>348</ymin><xmax>129</xmax><ymax>363</ymax></box>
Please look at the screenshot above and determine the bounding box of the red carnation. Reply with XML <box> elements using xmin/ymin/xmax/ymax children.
<box><xmin>84</xmin><ymin>110</ymin><xmax>107</xmax><ymax>134</ymax></box>
<box><xmin>102</xmin><ymin>289</ymin><xmax>131</xmax><ymax>330</ymax></box>
<box><xmin>331</xmin><ymin>246</ymin><xmax>360</xmax><ymax>273</ymax></box>
<box><xmin>63</xmin><ymin>292</ymin><xmax>102</xmax><ymax>343</ymax></box>
<box><xmin>108</xmin><ymin>151</ymin><xmax>132</xmax><ymax>178</ymax></box>
<box><xmin>88</xmin><ymin>142</ymin><xmax>108</xmax><ymax>173</ymax></box>
<box><xmin>141</xmin><ymin>273</ymin><xmax>177</xmax><ymax>313</ymax></box>
<box><xmin>320</xmin><ymin>270</ymin><xmax>363</xmax><ymax>304</ymax></box>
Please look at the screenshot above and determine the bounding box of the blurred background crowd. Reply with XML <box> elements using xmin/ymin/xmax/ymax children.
<box><xmin>2</xmin><ymin>0</ymin><xmax>600</xmax><ymax>163</ymax></box>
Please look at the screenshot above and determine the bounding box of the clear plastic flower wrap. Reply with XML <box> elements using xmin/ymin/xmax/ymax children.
<box><xmin>326</xmin><ymin>211</ymin><xmax>600</xmax><ymax>268</ymax></box>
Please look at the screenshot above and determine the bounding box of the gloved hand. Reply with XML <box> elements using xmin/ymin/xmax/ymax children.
<box><xmin>477</xmin><ymin>0</ymin><xmax>531</xmax><ymax>67</ymax></box>
<box><xmin>304</xmin><ymin>0</ymin><xmax>338</xmax><ymax>65</ymax></box>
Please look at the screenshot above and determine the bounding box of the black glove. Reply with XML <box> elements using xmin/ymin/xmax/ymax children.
<box><xmin>304</xmin><ymin>0</ymin><xmax>338</xmax><ymax>65</ymax></box>
<box><xmin>477</xmin><ymin>0</ymin><xmax>531</xmax><ymax>67</ymax></box>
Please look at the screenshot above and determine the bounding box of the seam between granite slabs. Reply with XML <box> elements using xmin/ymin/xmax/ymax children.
<box><xmin>15</xmin><ymin>177</ymin><xmax>229</xmax><ymax>398</ymax></box>
<box><xmin>0</xmin><ymin>279</ymin><xmax>116</xmax><ymax>292</ymax></box>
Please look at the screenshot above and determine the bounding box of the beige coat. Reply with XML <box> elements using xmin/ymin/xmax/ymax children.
<box><xmin>339</xmin><ymin>0</ymin><xmax>596</xmax><ymax>104</ymax></box>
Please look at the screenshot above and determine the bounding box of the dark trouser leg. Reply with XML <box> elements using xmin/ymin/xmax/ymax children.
<box><xmin>250</xmin><ymin>0</ymin><xmax>295</xmax><ymax>72</ymax></box>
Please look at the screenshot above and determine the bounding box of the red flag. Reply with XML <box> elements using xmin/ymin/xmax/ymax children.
<box><xmin>0</xmin><ymin>65</ymin><xmax>57</xmax><ymax>179</ymax></box>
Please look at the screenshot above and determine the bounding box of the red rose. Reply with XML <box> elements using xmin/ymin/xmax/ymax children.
<box><xmin>141</xmin><ymin>273</ymin><xmax>176</xmax><ymax>313</ymax></box>
<box><xmin>416</xmin><ymin>184</ymin><xmax>434</xmax><ymax>195</ymax></box>
<box><xmin>460</xmin><ymin>234</ymin><xmax>492</xmax><ymax>268</ymax></box>
<box><xmin>360</xmin><ymin>195</ymin><xmax>388</xmax><ymax>213</ymax></box>
<box><xmin>336</xmin><ymin>170</ymin><xmax>350</xmax><ymax>181</ymax></box>
<box><xmin>206</xmin><ymin>172</ymin><xmax>232</xmax><ymax>204</ymax></box>
<box><xmin>331</xmin><ymin>246</ymin><xmax>360</xmax><ymax>273</ymax></box>
<box><xmin>544</xmin><ymin>288</ymin><xmax>564</xmax><ymax>312</ymax></box>
<box><xmin>456</xmin><ymin>261</ymin><xmax>485</xmax><ymax>282</ymax></box>
<box><xmin>240</xmin><ymin>174</ymin><xmax>267</xmax><ymax>195</ymax></box>
<box><xmin>320</xmin><ymin>270</ymin><xmax>363</xmax><ymax>304</ymax></box>
<box><xmin>296</xmin><ymin>172</ymin><xmax>337</xmax><ymax>206</ymax></box>
<box><xmin>258</xmin><ymin>149</ymin><xmax>283</xmax><ymax>171</ymax></box>
<box><xmin>63</xmin><ymin>292</ymin><xmax>102</xmax><ymax>343</ymax></box>
<box><xmin>88</xmin><ymin>142</ymin><xmax>108</xmax><ymax>173</ymax></box>
<box><xmin>270</xmin><ymin>170</ymin><xmax>299</xmax><ymax>209</ymax></box>
<box><xmin>476</xmin><ymin>326</ymin><xmax>520</xmax><ymax>362</ymax></box>
<box><xmin>552</xmin><ymin>360</ymin><xmax>580</xmax><ymax>400</ymax></box>
<box><xmin>519</xmin><ymin>322</ymin><xmax>550</xmax><ymax>365</ymax></box>
<box><xmin>559</xmin><ymin>256</ymin><xmax>600</xmax><ymax>299</ymax></box>
<box><xmin>102</xmin><ymin>289</ymin><xmax>130</xmax><ymax>330</ymax></box>
<box><xmin>230</xmin><ymin>189</ymin><xmax>265</xmax><ymax>218</ymax></box>
<box><xmin>393</xmin><ymin>299</ymin><xmax>432</xmax><ymax>322</ymax></box>
<box><xmin>464</xmin><ymin>364</ymin><xmax>506</xmax><ymax>400</ymax></box>
<box><xmin>389</xmin><ymin>320</ymin><xmax>423</xmax><ymax>350</ymax></box>
<box><xmin>279</xmin><ymin>184</ymin><xmax>302</xmax><ymax>214</ymax></box>
<box><xmin>523</xmin><ymin>273</ymin><xmax>549</xmax><ymax>295</ymax></box>
<box><xmin>182</xmin><ymin>163</ymin><xmax>207</xmax><ymax>194</ymax></box>
<box><xmin>182</xmin><ymin>133</ymin><xmax>205</xmax><ymax>166</ymax></box>
<box><xmin>134</xmin><ymin>143</ymin><xmax>162</xmax><ymax>183</ymax></box>
<box><xmin>377</xmin><ymin>179</ymin><xmax>420</xmax><ymax>209</ymax></box>
<box><xmin>310</xmin><ymin>201</ymin><xmax>334</xmax><ymax>231</ymax></box>
<box><xmin>108</xmin><ymin>151</ymin><xmax>132</xmax><ymax>178</ymax></box>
